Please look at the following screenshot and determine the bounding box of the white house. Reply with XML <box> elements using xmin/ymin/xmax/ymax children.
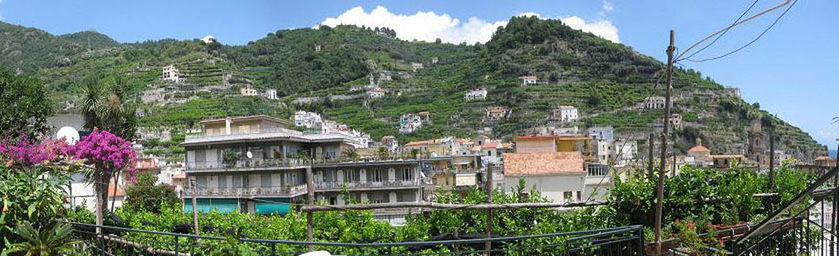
<box><xmin>503</xmin><ymin>152</ymin><xmax>586</xmax><ymax>203</ymax></box>
<box><xmin>587</xmin><ymin>126</ymin><xmax>614</xmax><ymax>141</ymax></box>
<box><xmin>555</xmin><ymin>106</ymin><xmax>579</xmax><ymax>122</ymax></box>
<box><xmin>294</xmin><ymin>111</ymin><xmax>323</xmax><ymax>129</ymax></box>
<box><xmin>399</xmin><ymin>114</ymin><xmax>423</xmax><ymax>134</ymax></box>
<box><xmin>644</xmin><ymin>96</ymin><xmax>667</xmax><ymax>109</ymax></box>
<box><xmin>464</xmin><ymin>88</ymin><xmax>488</xmax><ymax>101</ymax></box>
<box><xmin>240</xmin><ymin>87</ymin><xmax>259</xmax><ymax>97</ymax></box>
<box><xmin>367</xmin><ymin>87</ymin><xmax>386</xmax><ymax>98</ymax></box>
<box><xmin>485</xmin><ymin>107</ymin><xmax>508</xmax><ymax>122</ymax></box>
<box><xmin>411</xmin><ymin>62</ymin><xmax>424</xmax><ymax>72</ymax></box>
<box><xmin>264</xmin><ymin>89</ymin><xmax>278</xmax><ymax>100</ymax></box>
<box><xmin>162</xmin><ymin>65</ymin><xmax>184</xmax><ymax>83</ymax></box>
<box><xmin>519</xmin><ymin>76</ymin><xmax>538</xmax><ymax>86</ymax></box>
<box><xmin>201</xmin><ymin>35</ymin><xmax>217</xmax><ymax>44</ymax></box>
<box><xmin>613</xmin><ymin>140</ymin><xmax>638</xmax><ymax>167</ymax></box>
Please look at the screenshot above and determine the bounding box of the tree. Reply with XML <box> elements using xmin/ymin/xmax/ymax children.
<box><xmin>0</xmin><ymin>68</ymin><xmax>54</xmax><ymax>140</ymax></box>
<box><xmin>124</xmin><ymin>172</ymin><xmax>179</xmax><ymax>213</ymax></box>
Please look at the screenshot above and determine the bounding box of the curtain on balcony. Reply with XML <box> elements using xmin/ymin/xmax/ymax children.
<box><xmin>254</xmin><ymin>198</ymin><xmax>291</xmax><ymax>214</ymax></box>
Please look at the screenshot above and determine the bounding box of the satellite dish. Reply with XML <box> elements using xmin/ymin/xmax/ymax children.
<box><xmin>56</xmin><ymin>127</ymin><xmax>80</xmax><ymax>145</ymax></box>
<box><xmin>246</xmin><ymin>151</ymin><xmax>253</xmax><ymax>159</ymax></box>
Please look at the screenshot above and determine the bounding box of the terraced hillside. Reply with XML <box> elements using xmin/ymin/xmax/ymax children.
<box><xmin>0</xmin><ymin>17</ymin><xmax>826</xmax><ymax>160</ymax></box>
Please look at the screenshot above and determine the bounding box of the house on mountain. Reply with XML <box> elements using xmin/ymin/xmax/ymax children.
<box><xmin>240</xmin><ymin>87</ymin><xmax>259</xmax><ymax>97</ymax></box>
<box><xmin>411</xmin><ymin>62</ymin><xmax>424</xmax><ymax>72</ymax></box>
<box><xmin>485</xmin><ymin>107</ymin><xmax>508</xmax><ymax>122</ymax></box>
<box><xmin>687</xmin><ymin>138</ymin><xmax>712</xmax><ymax>166</ymax></box>
<box><xmin>431</xmin><ymin>57</ymin><xmax>439</xmax><ymax>64</ymax></box>
<box><xmin>264</xmin><ymin>89</ymin><xmax>278</xmax><ymax>100</ymax></box>
<box><xmin>314</xmin><ymin>44</ymin><xmax>322</xmax><ymax>52</ymax></box>
<box><xmin>294</xmin><ymin>111</ymin><xmax>323</xmax><ymax>129</ymax></box>
<box><xmin>725</xmin><ymin>87</ymin><xmax>741</xmax><ymax>98</ymax></box>
<box><xmin>552</xmin><ymin>106</ymin><xmax>579</xmax><ymax>122</ymax></box>
<box><xmin>380</xmin><ymin>71</ymin><xmax>393</xmax><ymax>81</ymax></box>
<box><xmin>162</xmin><ymin>65</ymin><xmax>184</xmax><ymax>83</ymax></box>
<box><xmin>465</xmin><ymin>88</ymin><xmax>488</xmax><ymax>101</ymax></box>
<box><xmin>519</xmin><ymin>75</ymin><xmax>538</xmax><ymax>86</ymax></box>
<box><xmin>644</xmin><ymin>96</ymin><xmax>667</xmax><ymax>109</ymax></box>
<box><xmin>399</xmin><ymin>114</ymin><xmax>423</xmax><ymax>134</ymax></box>
<box><xmin>367</xmin><ymin>87</ymin><xmax>386</xmax><ymax>98</ymax></box>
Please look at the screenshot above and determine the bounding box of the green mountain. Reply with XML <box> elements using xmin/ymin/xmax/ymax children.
<box><xmin>0</xmin><ymin>17</ymin><xmax>826</xmax><ymax>160</ymax></box>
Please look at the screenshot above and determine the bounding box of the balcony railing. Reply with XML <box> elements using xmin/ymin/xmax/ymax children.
<box><xmin>186</xmin><ymin>127</ymin><xmax>303</xmax><ymax>139</ymax></box>
<box><xmin>184</xmin><ymin>184</ymin><xmax>308</xmax><ymax>197</ymax></box>
<box><xmin>315</xmin><ymin>180</ymin><xmax>419</xmax><ymax>190</ymax></box>
<box><xmin>187</xmin><ymin>158</ymin><xmax>310</xmax><ymax>171</ymax></box>
<box><xmin>187</xmin><ymin>157</ymin><xmax>435</xmax><ymax>171</ymax></box>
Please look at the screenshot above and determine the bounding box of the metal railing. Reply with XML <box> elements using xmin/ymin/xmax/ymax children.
<box><xmin>184</xmin><ymin>185</ymin><xmax>308</xmax><ymax>197</ymax></box>
<box><xmin>185</xmin><ymin>127</ymin><xmax>303</xmax><ymax>139</ymax></box>
<box><xmin>69</xmin><ymin>222</ymin><xmax>646</xmax><ymax>256</ymax></box>
<box><xmin>315</xmin><ymin>179</ymin><xmax>419</xmax><ymax>190</ymax></box>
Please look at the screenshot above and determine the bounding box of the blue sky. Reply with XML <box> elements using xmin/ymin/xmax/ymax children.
<box><xmin>1</xmin><ymin>0</ymin><xmax>837</xmax><ymax>149</ymax></box>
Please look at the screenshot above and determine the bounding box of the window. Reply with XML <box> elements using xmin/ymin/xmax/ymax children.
<box><xmin>400</xmin><ymin>167</ymin><xmax>413</xmax><ymax>181</ymax></box>
<box><xmin>218</xmin><ymin>175</ymin><xmax>228</xmax><ymax>189</ymax></box>
<box><xmin>563</xmin><ymin>191</ymin><xmax>573</xmax><ymax>202</ymax></box>
<box><xmin>576</xmin><ymin>191</ymin><xmax>582</xmax><ymax>201</ymax></box>
<box><xmin>329</xmin><ymin>197</ymin><xmax>337</xmax><ymax>205</ymax></box>
<box><xmin>196</xmin><ymin>176</ymin><xmax>207</xmax><ymax>189</ymax></box>
<box><xmin>261</xmin><ymin>174</ymin><xmax>272</xmax><ymax>188</ymax></box>
<box><xmin>232</xmin><ymin>175</ymin><xmax>242</xmax><ymax>188</ymax></box>
<box><xmin>372</xmin><ymin>169</ymin><xmax>384</xmax><ymax>183</ymax></box>
<box><xmin>344</xmin><ymin>170</ymin><xmax>358</xmax><ymax>183</ymax></box>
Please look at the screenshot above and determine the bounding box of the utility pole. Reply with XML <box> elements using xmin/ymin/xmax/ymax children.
<box><xmin>306</xmin><ymin>166</ymin><xmax>315</xmax><ymax>252</ymax></box>
<box><xmin>832</xmin><ymin>142</ymin><xmax>839</xmax><ymax>256</ymax></box>
<box><xmin>655</xmin><ymin>29</ymin><xmax>675</xmax><ymax>255</ymax></box>
<box><xmin>648</xmin><ymin>133</ymin><xmax>655</xmax><ymax>178</ymax></box>
<box><xmin>190</xmin><ymin>177</ymin><xmax>199</xmax><ymax>236</ymax></box>
<box><xmin>672</xmin><ymin>154</ymin><xmax>677</xmax><ymax>177</ymax></box>
<box><xmin>485</xmin><ymin>165</ymin><xmax>494</xmax><ymax>255</ymax></box>
<box><xmin>768</xmin><ymin>131</ymin><xmax>775</xmax><ymax>191</ymax></box>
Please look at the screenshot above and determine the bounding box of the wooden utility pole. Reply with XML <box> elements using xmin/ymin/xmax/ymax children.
<box><xmin>832</xmin><ymin>143</ymin><xmax>839</xmax><ymax>256</ymax></box>
<box><xmin>485</xmin><ymin>166</ymin><xmax>494</xmax><ymax>255</ymax></box>
<box><xmin>306</xmin><ymin>166</ymin><xmax>315</xmax><ymax>252</ymax></box>
<box><xmin>672</xmin><ymin>154</ymin><xmax>677</xmax><ymax>177</ymax></box>
<box><xmin>190</xmin><ymin>177</ymin><xmax>199</xmax><ymax>236</ymax></box>
<box><xmin>655</xmin><ymin>29</ymin><xmax>675</xmax><ymax>255</ymax></box>
<box><xmin>768</xmin><ymin>132</ymin><xmax>775</xmax><ymax>191</ymax></box>
<box><xmin>648</xmin><ymin>133</ymin><xmax>655</xmax><ymax>178</ymax></box>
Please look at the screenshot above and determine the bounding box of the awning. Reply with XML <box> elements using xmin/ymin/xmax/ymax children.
<box><xmin>255</xmin><ymin>198</ymin><xmax>291</xmax><ymax>215</ymax></box>
<box><xmin>184</xmin><ymin>198</ymin><xmax>239</xmax><ymax>213</ymax></box>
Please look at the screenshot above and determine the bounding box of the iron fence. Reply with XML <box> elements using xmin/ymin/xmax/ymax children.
<box><xmin>69</xmin><ymin>222</ymin><xmax>645</xmax><ymax>256</ymax></box>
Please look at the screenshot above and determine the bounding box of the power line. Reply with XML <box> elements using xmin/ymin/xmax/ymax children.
<box><xmin>683</xmin><ymin>0</ymin><xmax>798</xmax><ymax>63</ymax></box>
<box><xmin>679</xmin><ymin>0</ymin><xmax>761</xmax><ymax>61</ymax></box>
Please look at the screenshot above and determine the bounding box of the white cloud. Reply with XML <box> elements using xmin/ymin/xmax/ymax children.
<box><xmin>319</xmin><ymin>5</ymin><xmax>620</xmax><ymax>44</ymax></box>
<box><xmin>517</xmin><ymin>12</ymin><xmax>620</xmax><ymax>43</ymax></box>
<box><xmin>602</xmin><ymin>1</ymin><xmax>614</xmax><ymax>13</ymax></box>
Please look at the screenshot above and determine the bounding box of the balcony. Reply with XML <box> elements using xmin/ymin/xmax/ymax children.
<box><xmin>184</xmin><ymin>184</ymin><xmax>308</xmax><ymax>198</ymax></box>
<box><xmin>187</xmin><ymin>158</ymin><xmax>310</xmax><ymax>172</ymax></box>
<box><xmin>185</xmin><ymin>127</ymin><xmax>303</xmax><ymax>140</ymax></box>
<box><xmin>315</xmin><ymin>180</ymin><xmax>420</xmax><ymax>191</ymax></box>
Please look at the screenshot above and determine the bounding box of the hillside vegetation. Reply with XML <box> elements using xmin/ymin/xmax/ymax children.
<box><xmin>0</xmin><ymin>17</ymin><xmax>825</xmax><ymax>159</ymax></box>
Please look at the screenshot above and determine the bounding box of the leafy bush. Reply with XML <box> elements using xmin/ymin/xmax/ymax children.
<box><xmin>124</xmin><ymin>172</ymin><xmax>180</xmax><ymax>213</ymax></box>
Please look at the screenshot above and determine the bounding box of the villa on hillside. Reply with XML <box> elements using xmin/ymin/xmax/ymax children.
<box><xmin>519</xmin><ymin>75</ymin><xmax>538</xmax><ymax>86</ymax></box>
<box><xmin>162</xmin><ymin>65</ymin><xmax>185</xmax><ymax>83</ymax></box>
<box><xmin>465</xmin><ymin>88</ymin><xmax>488</xmax><ymax>101</ymax></box>
<box><xmin>485</xmin><ymin>107</ymin><xmax>508</xmax><ymax>122</ymax></box>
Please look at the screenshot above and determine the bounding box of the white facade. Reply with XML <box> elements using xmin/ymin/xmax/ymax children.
<box><xmin>644</xmin><ymin>96</ymin><xmax>667</xmax><ymax>109</ymax></box>
<box><xmin>503</xmin><ymin>174</ymin><xmax>585</xmax><ymax>203</ymax></box>
<box><xmin>367</xmin><ymin>88</ymin><xmax>386</xmax><ymax>98</ymax></box>
<box><xmin>162</xmin><ymin>65</ymin><xmax>184</xmax><ymax>83</ymax></box>
<box><xmin>264</xmin><ymin>89</ymin><xmax>278</xmax><ymax>100</ymax></box>
<box><xmin>588</xmin><ymin>126</ymin><xmax>614</xmax><ymax>141</ymax></box>
<box><xmin>614</xmin><ymin>140</ymin><xmax>638</xmax><ymax>167</ymax></box>
<box><xmin>557</xmin><ymin>106</ymin><xmax>579</xmax><ymax>122</ymax></box>
<box><xmin>519</xmin><ymin>76</ymin><xmax>538</xmax><ymax>86</ymax></box>
<box><xmin>240</xmin><ymin>87</ymin><xmax>259</xmax><ymax>96</ymax></box>
<box><xmin>294</xmin><ymin>111</ymin><xmax>323</xmax><ymax>129</ymax></box>
<box><xmin>201</xmin><ymin>35</ymin><xmax>216</xmax><ymax>44</ymax></box>
<box><xmin>411</xmin><ymin>62</ymin><xmax>424</xmax><ymax>72</ymax></box>
<box><xmin>399</xmin><ymin>114</ymin><xmax>423</xmax><ymax>134</ymax></box>
<box><xmin>465</xmin><ymin>88</ymin><xmax>488</xmax><ymax>101</ymax></box>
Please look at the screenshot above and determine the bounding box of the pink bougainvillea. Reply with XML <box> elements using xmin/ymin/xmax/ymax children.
<box><xmin>0</xmin><ymin>128</ymin><xmax>137</xmax><ymax>174</ymax></box>
<box><xmin>72</xmin><ymin>128</ymin><xmax>137</xmax><ymax>174</ymax></box>
<box><xmin>0</xmin><ymin>136</ymin><xmax>73</xmax><ymax>166</ymax></box>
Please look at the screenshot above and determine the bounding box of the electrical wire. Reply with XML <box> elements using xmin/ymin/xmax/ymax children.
<box><xmin>678</xmin><ymin>0</ymin><xmax>761</xmax><ymax>62</ymax></box>
<box><xmin>683</xmin><ymin>0</ymin><xmax>798</xmax><ymax>63</ymax></box>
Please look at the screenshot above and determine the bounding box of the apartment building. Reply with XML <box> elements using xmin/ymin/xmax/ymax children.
<box><xmin>181</xmin><ymin>115</ymin><xmax>473</xmax><ymax>225</ymax></box>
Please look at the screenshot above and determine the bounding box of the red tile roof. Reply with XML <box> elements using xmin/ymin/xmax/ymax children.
<box><xmin>404</xmin><ymin>140</ymin><xmax>436</xmax><ymax>147</ymax></box>
<box><xmin>504</xmin><ymin>152</ymin><xmax>584</xmax><ymax>176</ymax></box>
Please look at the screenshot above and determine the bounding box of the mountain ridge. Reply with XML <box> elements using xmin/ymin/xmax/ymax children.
<box><xmin>0</xmin><ymin>17</ymin><xmax>827</xmax><ymax>160</ymax></box>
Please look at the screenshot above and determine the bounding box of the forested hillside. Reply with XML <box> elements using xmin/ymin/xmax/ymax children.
<box><xmin>0</xmin><ymin>17</ymin><xmax>826</xmax><ymax>159</ymax></box>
